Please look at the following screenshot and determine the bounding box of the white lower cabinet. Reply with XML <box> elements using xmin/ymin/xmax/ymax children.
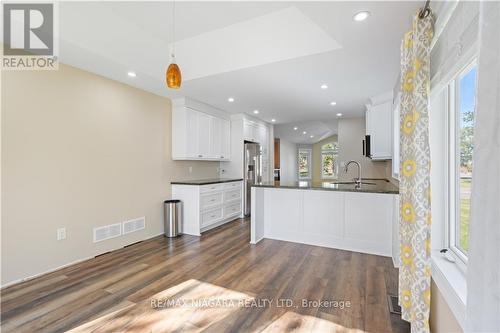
<box><xmin>253</xmin><ymin>187</ymin><xmax>395</xmax><ymax>256</ymax></box>
<box><xmin>172</xmin><ymin>180</ymin><xmax>243</xmax><ymax>236</ymax></box>
<box><xmin>201</xmin><ymin>207</ymin><xmax>224</xmax><ymax>228</ymax></box>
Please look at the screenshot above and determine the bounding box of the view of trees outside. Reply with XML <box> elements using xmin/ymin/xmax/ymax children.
<box><xmin>299</xmin><ymin>150</ymin><xmax>310</xmax><ymax>178</ymax></box>
<box><xmin>321</xmin><ymin>142</ymin><xmax>338</xmax><ymax>178</ymax></box>
<box><xmin>458</xmin><ymin>65</ymin><xmax>477</xmax><ymax>253</ymax></box>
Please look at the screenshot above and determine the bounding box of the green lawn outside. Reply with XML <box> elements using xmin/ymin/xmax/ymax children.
<box><xmin>459</xmin><ymin>178</ymin><xmax>471</xmax><ymax>252</ymax></box>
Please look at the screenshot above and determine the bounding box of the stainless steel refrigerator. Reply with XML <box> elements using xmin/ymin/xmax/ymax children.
<box><xmin>244</xmin><ymin>142</ymin><xmax>262</xmax><ymax>216</ymax></box>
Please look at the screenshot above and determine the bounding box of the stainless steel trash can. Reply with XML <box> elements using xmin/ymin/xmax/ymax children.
<box><xmin>164</xmin><ymin>200</ymin><xmax>181</xmax><ymax>237</ymax></box>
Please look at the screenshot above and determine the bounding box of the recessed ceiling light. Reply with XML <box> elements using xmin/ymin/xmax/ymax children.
<box><xmin>228</xmin><ymin>97</ymin><xmax>235</xmax><ymax>102</ymax></box>
<box><xmin>330</xmin><ymin>101</ymin><xmax>337</xmax><ymax>106</ymax></box>
<box><xmin>127</xmin><ymin>71</ymin><xmax>136</xmax><ymax>77</ymax></box>
<box><xmin>310</xmin><ymin>135</ymin><xmax>314</xmax><ymax>138</ymax></box>
<box><xmin>293</xmin><ymin>126</ymin><xmax>298</xmax><ymax>130</ymax></box>
<box><xmin>271</xmin><ymin>119</ymin><xmax>276</xmax><ymax>122</ymax></box>
<box><xmin>303</xmin><ymin>131</ymin><xmax>307</xmax><ymax>135</ymax></box>
<box><xmin>353</xmin><ymin>11</ymin><xmax>370</xmax><ymax>22</ymax></box>
<box><xmin>336</xmin><ymin>113</ymin><xmax>343</xmax><ymax>117</ymax></box>
<box><xmin>320</xmin><ymin>84</ymin><xmax>328</xmax><ymax>90</ymax></box>
<box><xmin>253</xmin><ymin>110</ymin><xmax>259</xmax><ymax>114</ymax></box>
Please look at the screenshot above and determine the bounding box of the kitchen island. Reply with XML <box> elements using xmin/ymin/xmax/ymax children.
<box><xmin>251</xmin><ymin>179</ymin><xmax>399</xmax><ymax>257</ymax></box>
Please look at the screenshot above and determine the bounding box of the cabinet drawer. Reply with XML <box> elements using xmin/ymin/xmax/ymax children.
<box><xmin>224</xmin><ymin>181</ymin><xmax>241</xmax><ymax>190</ymax></box>
<box><xmin>224</xmin><ymin>202</ymin><xmax>242</xmax><ymax>218</ymax></box>
<box><xmin>224</xmin><ymin>189</ymin><xmax>241</xmax><ymax>202</ymax></box>
<box><xmin>200</xmin><ymin>192</ymin><xmax>223</xmax><ymax>210</ymax></box>
<box><xmin>201</xmin><ymin>207</ymin><xmax>223</xmax><ymax>227</ymax></box>
<box><xmin>200</xmin><ymin>183</ymin><xmax>224</xmax><ymax>193</ymax></box>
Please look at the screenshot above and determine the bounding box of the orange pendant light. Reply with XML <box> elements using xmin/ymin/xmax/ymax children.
<box><xmin>166</xmin><ymin>0</ymin><xmax>181</xmax><ymax>89</ymax></box>
<box><xmin>166</xmin><ymin>60</ymin><xmax>181</xmax><ymax>89</ymax></box>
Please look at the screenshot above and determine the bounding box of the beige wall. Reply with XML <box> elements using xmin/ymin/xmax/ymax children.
<box><xmin>1</xmin><ymin>64</ymin><xmax>219</xmax><ymax>286</ymax></box>
<box><xmin>337</xmin><ymin>117</ymin><xmax>388</xmax><ymax>181</ymax></box>
<box><xmin>430</xmin><ymin>280</ymin><xmax>463</xmax><ymax>333</ymax></box>
<box><xmin>312</xmin><ymin>134</ymin><xmax>338</xmax><ymax>182</ymax></box>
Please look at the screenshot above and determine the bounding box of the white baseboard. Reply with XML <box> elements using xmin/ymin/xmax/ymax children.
<box><xmin>392</xmin><ymin>255</ymin><xmax>400</xmax><ymax>268</ymax></box>
<box><xmin>250</xmin><ymin>236</ymin><xmax>264</xmax><ymax>244</ymax></box>
<box><xmin>1</xmin><ymin>232</ymin><xmax>165</xmax><ymax>289</ymax></box>
<box><xmin>0</xmin><ymin>256</ymin><xmax>93</xmax><ymax>289</ymax></box>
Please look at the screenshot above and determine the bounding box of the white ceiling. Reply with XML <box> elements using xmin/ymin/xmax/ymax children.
<box><xmin>57</xmin><ymin>1</ymin><xmax>420</xmax><ymax>143</ymax></box>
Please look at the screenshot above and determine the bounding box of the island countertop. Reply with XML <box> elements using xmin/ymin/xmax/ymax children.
<box><xmin>251</xmin><ymin>179</ymin><xmax>399</xmax><ymax>194</ymax></box>
<box><xmin>171</xmin><ymin>178</ymin><xmax>243</xmax><ymax>185</ymax></box>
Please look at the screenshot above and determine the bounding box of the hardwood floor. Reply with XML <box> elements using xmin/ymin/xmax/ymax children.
<box><xmin>1</xmin><ymin>218</ymin><xmax>409</xmax><ymax>333</ymax></box>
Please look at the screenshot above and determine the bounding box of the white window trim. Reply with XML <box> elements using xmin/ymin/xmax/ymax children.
<box><xmin>431</xmin><ymin>251</ymin><xmax>467</xmax><ymax>330</ymax></box>
<box><xmin>320</xmin><ymin>143</ymin><xmax>338</xmax><ymax>180</ymax></box>
<box><xmin>429</xmin><ymin>43</ymin><xmax>477</xmax><ymax>331</ymax></box>
<box><xmin>298</xmin><ymin>148</ymin><xmax>312</xmax><ymax>180</ymax></box>
<box><xmin>446</xmin><ymin>59</ymin><xmax>477</xmax><ymax>268</ymax></box>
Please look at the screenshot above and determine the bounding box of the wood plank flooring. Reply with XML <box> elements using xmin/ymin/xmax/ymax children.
<box><xmin>0</xmin><ymin>218</ymin><xmax>409</xmax><ymax>333</ymax></box>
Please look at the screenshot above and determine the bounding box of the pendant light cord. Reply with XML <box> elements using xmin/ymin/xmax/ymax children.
<box><xmin>172</xmin><ymin>0</ymin><xmax>176</xmax><ymax>58</ymax></box>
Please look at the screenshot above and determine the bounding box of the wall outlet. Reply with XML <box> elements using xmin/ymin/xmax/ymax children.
<box><xmin>57</xmin><ymin>228</ymin><xmax>66</xmax><ymax>241</ymax></box>
<box><xmin>188</xmin><ymin>166</ymin><xmax>193</xmax><ymax>174</ymax></box>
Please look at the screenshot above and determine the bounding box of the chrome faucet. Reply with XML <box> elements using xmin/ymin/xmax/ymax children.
<box><xmin>345</xmin><ymin>160</ymin><xmax>362</xmax><ymax>186</ymax></box>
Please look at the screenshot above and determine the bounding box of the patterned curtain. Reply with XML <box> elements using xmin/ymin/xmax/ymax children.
<box><xmin>399</xmin><ymin>11</ymin><xmax>434</xmax><ymax>333</ymax></box>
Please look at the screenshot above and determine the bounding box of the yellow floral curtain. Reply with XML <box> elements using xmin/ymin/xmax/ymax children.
<box><xmin>399</xmin><ymin>11</ymin><xmax>434</xmax><ymax>333</ymax></box>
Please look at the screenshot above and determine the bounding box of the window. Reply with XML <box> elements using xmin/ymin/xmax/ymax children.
<box><xmin>448</xmin><ymin>61</ymin><xmax>477</xmax><ymax>261</ymax></box>
<box><xmin>321</xmin><ymin>142</ymin><xmax>338</xmax><ymax>179</ymax></box>
<box><xmin>298</xmin><ymin>149</ymin><xmax>311</xmax><ymax>179</ymax></box>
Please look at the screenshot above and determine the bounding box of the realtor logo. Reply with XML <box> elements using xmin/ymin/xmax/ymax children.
<box><xmin>2</xmin><ymin>3</ymin><xmax>58</xmax><ymax>70</ymax></box>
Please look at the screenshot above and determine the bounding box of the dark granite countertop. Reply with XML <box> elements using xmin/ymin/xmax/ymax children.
<box><xmin>171</xmin><ymin>178</ymin><xmax>243</xmax><ymax>185</ymax></box>
<box><xmin>251</xmin><ymin>179</ymin><xmax>399</xmax><ymax>194</ymax></box>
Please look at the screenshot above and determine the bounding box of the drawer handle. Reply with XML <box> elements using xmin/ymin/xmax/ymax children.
<box><xmin>198</xmin><ymin>154</ymin><xmax>203</xmax><ymax>158</ymax></box>
<box><xmin>211</xmin><ymin>199</ymin><xmax>216</xmax><ymax>202</ymax></box>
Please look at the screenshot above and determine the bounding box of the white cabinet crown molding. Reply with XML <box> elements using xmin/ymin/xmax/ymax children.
<box><xmin>369</xmin><ymin>91</ymin><xmax>394</xmax><ymax>106</ymax></box>
<box><xmin>172</xmin><ymin>97</ymin><xmax>231</xmax><ymax>120</ymax></box>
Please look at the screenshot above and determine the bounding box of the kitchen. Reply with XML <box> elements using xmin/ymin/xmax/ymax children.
<box><xmin>4</xmin><ymin>1</ymin><xmax>495</xmax><ymax>332</ymax></box>
<box><xmin>171</xmin><ymin>90</ymin><xmax>400</xmax><ymax>261</ymax></box>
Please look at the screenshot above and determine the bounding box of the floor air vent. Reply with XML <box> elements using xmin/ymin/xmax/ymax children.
<box><xmin>122</xmin><ymin>217</ymin><xmax>145</xmax><ymax>235</ymax></box>
<box><xmin>387</xmin><ymin>294</ymin><xmax>402</xmax><ymax>315</ymax></box>
<box><xmin>93</xmin><ymin>223</ymin><xmax>122</xmax><ymax>243</ymax></box>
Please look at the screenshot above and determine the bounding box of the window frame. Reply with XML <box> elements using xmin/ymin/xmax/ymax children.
<box><xmin>446</xmin><ymin>59</ymin><xmax>477</xmax><ymax>267</ymax></box>
<box><xmin>320</xmin><ymin>142</ymin><xmax>338</xmax><ymax>179</ymax></box>
<box><xmin>298</xmin><ymin>148</ymin><xmax>312</xmax><ymax>180</ymax></box>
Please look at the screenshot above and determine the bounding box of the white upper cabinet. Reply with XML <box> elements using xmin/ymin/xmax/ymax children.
<box><xmin>365</xmin><ymin>92</ymin><xmax>393</xmax><ymax>160</ymax></box>
<box><xmin>172</xmin><ymin>98</ymin><xmax>231</xmax><ymax>161</ymax></box>
<box><xmin>220</xmin><ymin>119</ymin><xmax>231</xmax><ymax>159</ymax></box>
<box><xmin>209</xmin><ymin>117</ymin><xmax>231</xmax><ymax>159</ymax></box>
<box><xmin>185</xmin><ymin>108</ymin><xmax>199</xmax><ymax>158</ymax></box>
<box><xmin>197</xmin><ymin>112</ymin><xmax>212</xmax><ymax>158</ymax></box>
<box><xmin>243</xmin><ymin>120</ymin><xmax>260</xmax><ymax>142</ymax></box>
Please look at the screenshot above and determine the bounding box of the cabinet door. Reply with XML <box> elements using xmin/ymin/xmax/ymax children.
<box><xmin>221</xmin><ymin>119</ymin><xmax>231</xmax><ymax>160</ymax></box>
<box><xmin>185</xmin><ymin>108</ymin><xmax>199</xmax><ymax>158</ymax></box>
<box><xmin>365</xmin><ymin>109</ymin><xmax>372</xmax><ymax>134</ymax></box>
<box><xmin>244</xmin><ymin>120</ymin><xmax>258</xmax><ymax>142</ymax></box>
<box><xmin>197</xmin><ymin>112</ymin><xmax>211</xmax><ymax>158</ymax></box>
<box><xmin>210</xmin><ymin>117</ymin><xmax>222</xmax><ymax>159</ymax></box>
<box><xmin>370</xmin><ymin>102</ymin><xmax>392</xmax><ymax>159</ymax></box>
